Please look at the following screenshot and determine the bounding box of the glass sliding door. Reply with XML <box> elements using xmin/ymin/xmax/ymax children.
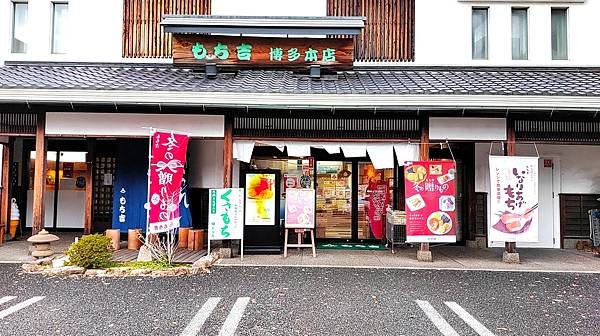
<box><xmin>316</xmin><ymin>161</ymin><xmax>352</xmax><ymax>239</ymax></box>
<box><xmin>357</xmin><ymin>163</ymin><xmax>393</xmax><ymax>240</ymax></box>
<box><xmin>55</xmin><ymin>151</ymin><xmax>88</xmax><ymax>229</ymax></box>
<box><xmin>26</xmin><ymin>151</ymin><xmax>88</xmax><ymax>229</ymax></box>
<box><xmin>26</xmin><ymin>151</ymin><xmax>57</xmax><ymax>228</ymax></box>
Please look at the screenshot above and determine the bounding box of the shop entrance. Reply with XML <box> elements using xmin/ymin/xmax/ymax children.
<box><xmin>22</xmin><ymin>139</ymin><xmax>90</xmax><ymax>231</ymax></box>
<box><xmin>315</xmin><ymin>161</ymin><xmax>353</xmax><ymax>239</ymax></box>
<box><xmin>315</xmin><ymin>161</ymin><xmax>394</xmax><ymax>241</ymax></box>
<box><xmin>249</xmin><ymin>147</ymin><xmax>398</xmax><ymax>243</ymax></box>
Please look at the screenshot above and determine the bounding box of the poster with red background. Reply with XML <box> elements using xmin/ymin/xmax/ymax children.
<box><xmin>148</xmin><ymin>131</ymin><xmax>189</xmax><ymax>233</ymax></box>
<box><xmin>404</xmin><ymin>160</ymin><xmax>457</xmax><ymax>243</ymax></box>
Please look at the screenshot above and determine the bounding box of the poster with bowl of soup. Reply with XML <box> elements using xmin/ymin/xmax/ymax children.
<box><xmin>404</xmin><ymin>161</ymin><xmax>457</xmax><ymax>243</ymax></box>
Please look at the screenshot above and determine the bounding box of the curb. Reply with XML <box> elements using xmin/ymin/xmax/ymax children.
<box><xmin>215</xmin><ymin>263</ymin><xmax>600</xmax><ymax>274</ymax></box>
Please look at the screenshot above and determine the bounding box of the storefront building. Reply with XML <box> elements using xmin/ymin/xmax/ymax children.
<box><xmin>1</xmin><ymin>0</ymin><xmax>600</xmax><ymax>258</ymax></box>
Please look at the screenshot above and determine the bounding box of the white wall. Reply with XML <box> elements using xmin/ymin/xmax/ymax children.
<box><xmin>0</xmin><ymin>0</ymin><xmax>168</xmax><ymax>64</ymax></box>
<box><xmin>415</xmin><ymin>0</ymin><xmax>600</xmax><ymax>66</ymax></box>
<box><xmin>476</xmin><ymin>143</ymin><xmax>600</xmax><ymax>194</ymax></box>
<box><xmin>46</xmin><ymin>113</ymin><xmax>224</xmax><ymax>138</ymax></box>
<box><xmin>211</xmin><ymin>0</ymin><xmax>326</xmax><ymax>16</ymax></box>
<box><xmin>188</xmin><ymin>140</ymin><xmax>224</xmax><ymax>189</ymax></box>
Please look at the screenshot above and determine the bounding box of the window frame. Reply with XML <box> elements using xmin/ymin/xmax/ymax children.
<box><xmin>51</xmin><ymin>2</ymin><xmax>69</xmax><ymax>54</ymax></box>
<box><xmin>10</xmin><ymin>1</ymin><xmax>28</xmax><ymax>54</ymax></box>
<box><xmin>551</xmin><ymin>7</ymin><xmax>569</xmax><ymax>61</ymax></box>
<box><xmin>471</xmin><ymin>7</ymin><xmax>489</xmax><ymax>60</ymax></box>
<box><xmin>511</xmin><ymin>7</ymin><xmax>529</xmax><ymax>60</ymax></box>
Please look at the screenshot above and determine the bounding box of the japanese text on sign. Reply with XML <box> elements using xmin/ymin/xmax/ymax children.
<box><xmin>192</xmin><ymin>42</ymin><xmax>337</xmax><ymax>63</ymax></box>
<box><xmin>148</xmin><ymin>131</ymin><xmax>189</xmax><ymax>234</ymax></box>
<box><xmin>209</xmin><ymin>188</ymin><xmax>244</xmax><ymax>240</ymax></box>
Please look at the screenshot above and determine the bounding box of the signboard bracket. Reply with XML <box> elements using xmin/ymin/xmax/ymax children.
<box><xmin>283</xmin><ymin>228</ymin><xmax>316</xmax><ymax>258</ymax></box>
<box><xmin>208</xmin><ymin>237</ymin><xmax>244</xmax><ymax>260</ymax></box>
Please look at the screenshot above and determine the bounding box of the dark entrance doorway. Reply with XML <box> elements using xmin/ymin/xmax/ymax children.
<box><xmin>428</xmin><ymin>142</ymin><xmax>476</xmax><ymax>244</ymax></box>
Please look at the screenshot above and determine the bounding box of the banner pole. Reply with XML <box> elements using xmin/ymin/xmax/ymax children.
<box><xmin>145</xmin><ymin>128</ymin><xmax>154</xmax><ymax>241</ymax></box>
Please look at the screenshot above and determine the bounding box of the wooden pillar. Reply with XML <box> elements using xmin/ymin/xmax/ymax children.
<box><xmin>1</xmin><ymin>141</ymin><xmax>11</xmax><ymax>242</ymax></box>
<box><xmin>222</xmin><ymin>115</ymin><xmax>234</xmax><ymax>254</ymax></box>
<box><xmin>419</xmin><ymin>117</ymin><xmax>431</xmax><ymax>255</ymax></box>
<box><xmin>223</xmin><ymin>115</ymin><xmax>233</xmax><ymax>188</ymax></box>
<box><xmin>84</xmin><ymin>139</ymin><xmax>94</xmax><ymax>235</ymax></box>
<box><xmin>32</xmin><ymin>112</ymin><xmax>47</xmax><ymax>235</ymax></box>
<box><xmin>505</xmin><ymin>119</ymin><xmax>517</xmax><ymax>254</ymax></box>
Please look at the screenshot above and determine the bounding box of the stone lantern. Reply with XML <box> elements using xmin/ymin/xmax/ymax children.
<box><xmin>27</xmin><ymin>230</ymin><xmax>60</xmax><ymax>258</ymax></box>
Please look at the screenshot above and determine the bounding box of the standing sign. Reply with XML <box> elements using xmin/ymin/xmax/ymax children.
<box><xmin>209</xmin><ymin>188</ymin><xmax>244</xmax><ymax>240</ymax></box>
<box><xmin>285</xmin><ymin>188</ymin><xmax>315</xmax><ymax>229</ymax></box>
<box><xmin>404</xmin><ymin>161</ymin><xmax>457</xmax><ymax>243</ymax></box>
<box><xmin>366</xmin><ymin>180</ymin><xmax>389</xmax><ymax>239</ymax></box>
<box><xmin>489</xmin><ymin>156</ymin><xmax>539</xmax><ymax>243</ymax></box>
<box><xmin>147</xmin><ymin>131</ymin><xmax>189</xmax><ymax>234</ymax></box>
<box><xmin>208</xmin><ymin>188</ymin><xmax>244</xmax><ymax>258</ymax></box>
<box><xmin>245</xmin><ymin>173</ymin><xmax>277</xmax><ymax>226</ymax></box>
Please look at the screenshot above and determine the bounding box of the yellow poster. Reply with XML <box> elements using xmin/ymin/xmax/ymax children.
<box><xmin>245</xmin><ymin>173</ymin><xmax>276</xmax><ymax>226</ymax></box>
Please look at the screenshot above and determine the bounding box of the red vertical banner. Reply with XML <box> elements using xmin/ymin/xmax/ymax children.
<box><xmin>366</xmin><ymin>180</ymin><xmax>389</xmax><ymax>239</ymax></box>
<box><xmin>404</xmin><ymin>161</ymin><xmax>457</xmax><ymax>243</ymax></box>
<box><xmin>148</xmin><ymin>130</ymin><xmax>189</xmax><ymax>233</ymax></box>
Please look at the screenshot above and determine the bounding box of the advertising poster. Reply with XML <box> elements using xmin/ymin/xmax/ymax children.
<box><xmin>148</xmin><ymin>131</ymin><xmax>189</xmax><ymax>234</ymax></box>
<box><xmin>366</xmin><ymin>180</ymin><xmax>389</xmax><ymax>239</ymax></box>
<box><xmin>285</xmin><ymin>188</ymin><xmax>315</xmax><ymax>229</ymax></box>
<box><xmin>209</xmin><ymin>188</ymin><xmax>244</xmax><ymax>240</ymax></box>
<box><xmin>404</xmin><ymin>161</ymin><xmax>457</xmax><ymax>243</ymax></box>
<box><xmin>489</xmin><ymin>156</ymin><xmax>539</xmax><ymax>242</ymax></box>
<box><xmin>245</xmin><ymin>173</ymin><xmax>276</xmax><ymax>226</ymax></box>
<box><xmin>283</xmin><ymin>174</ymin><xmax>298</xmax><ymax>193</ymax></box>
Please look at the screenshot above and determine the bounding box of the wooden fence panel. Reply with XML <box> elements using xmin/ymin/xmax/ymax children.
<box><xmin>122</xmin><ymin>0</ymin><xmax>210</xmax><ymax>58</ymax></box>
<box><xmin>327</xmin><ymin>0</ymin><xmax>414</xmax><ymax>62</ymax></box>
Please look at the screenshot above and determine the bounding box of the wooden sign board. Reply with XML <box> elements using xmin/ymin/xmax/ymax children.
<box><xmin>173</xmin><ymin>34</ymin><xmax>353</xmax><ymax>70</ymax></box>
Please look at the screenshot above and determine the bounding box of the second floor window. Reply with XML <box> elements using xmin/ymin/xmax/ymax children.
<box><xmin>11</xmin><ymin>2</ymin><xmax>28</xmax><ymax>53</ymax></box>
<box><xmin>52</xmin><ymin>3</ymin><xmax>68</xmax><ymax>54</ymax></box>
<box><xmin>511</xmin><ymin>8</ymin><xmax>528</xmax><ymax>60</ymax></box>
<box><xmin>551</xmin><ymin>8</ymin><xmax>568</xmax><ymax>60</ymax></box>
<box><xmin>472</xmin><ymin>8</ymin><xmax>488</xmax><ymax>60</ymax></box>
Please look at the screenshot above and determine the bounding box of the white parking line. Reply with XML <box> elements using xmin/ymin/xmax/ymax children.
<box><xmin>445</xmin><ymin>301</ymin><xmax>496</xmax><ymax>336</ymax></box>
<box><xmin>180</xmin><ymin>297</ymin><xmax>222</xmax><ymax>336</ymax></box>
<box><xmin>217</xmin><ymin>297</ymin><xmax>251</xmax><ymax>336</ymax></box>
<box><xmin>0</xmin><ymin>296</ymin><xmax>17</xmax><ymax>305</ymax></box>
<box><xmin>0</xmin><ymin>296</ymin><xmax>45</xmax><ymax>319</ymax></box>
<box><xmin>415</xmin><ymin>300</ymin><xmax>460</xmax><ymax>336</ymax></box>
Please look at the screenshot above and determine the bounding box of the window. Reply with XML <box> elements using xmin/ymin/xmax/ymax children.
<box><xmin>11</xmin><ymin>2</ymin><xmax>28</xmax><ymax>53</ymax></box>
<box><xmin>512</xmin><ymin>8</ymin><xmax>528</xmax><ymax>60</ymax></box>
<box><xmin>52</xmin><ymin>3</ymin><xmax>68</xmax><ymax>54</ymax></box>
<box><xmin>472</xmin><ymin>8</ymin><xmax>488</xmax><ymax>60</ymax></box>
<box><xmin>551</xmin><ymin>8</ymin><xmax>568</xmax><ymax>60</ymax></box>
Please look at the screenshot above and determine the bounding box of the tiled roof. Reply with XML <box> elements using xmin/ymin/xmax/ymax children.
<box><xmin>1</xmin><ymin>63</ymin><xmax>600</xmax><ymax>96</ymax></box>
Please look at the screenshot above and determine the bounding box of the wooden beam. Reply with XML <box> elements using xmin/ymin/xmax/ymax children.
<box><xmin>505</xmin><ymin>119</ymin><xmax>517</xmax><ymax>254</ymax></box>
<box><xmin>32</xmin><ymin>112</ymin><xmax>47</xmax><ymax>235</ymax></box>
<box><xmin>419</xmin><ymin>117</ymin><xmax>429</xmax><ymax>253</ymax></box>
<box><xmin>223</xmin><ymin>115</ymin><xmax>233</xmax><ymax>188</ymax></box>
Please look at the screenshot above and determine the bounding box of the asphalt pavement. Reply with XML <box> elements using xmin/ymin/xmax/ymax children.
<box><xmin>0</xmin><ymin>264</ymin><xmax>598</xmax><ymax>336</ymax></box>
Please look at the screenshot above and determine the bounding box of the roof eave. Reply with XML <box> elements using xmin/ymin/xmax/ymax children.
<box><xmin>0</xmin><ymin>89</ymin><xmax>599</xmax><ymax>112</ymax></box>
<box><xmin>161</xmin><ymin>15</ymin><xmax>366</xmax><ymax>35</ymax></box>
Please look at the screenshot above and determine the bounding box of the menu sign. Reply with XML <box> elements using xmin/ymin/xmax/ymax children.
<box><xmin>404</xmin><ymin>161</ymin><xmax>457</xmax><ymax>243</ymax></box>
<box><xmin>285</xmin><ymin>188</ymin><xmax>315</xmax><ymax>229</ymax></box>
<box><xmin>245</xmin><ymin>173</ymin><xmax>276</xmax><ymax>226</ymax></box>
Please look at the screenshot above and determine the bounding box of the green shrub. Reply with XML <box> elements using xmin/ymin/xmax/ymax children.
<box><xmin>66</xmin><ymin>234</ymin><xmax>114</xmax><ymax>269</ymax></box>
